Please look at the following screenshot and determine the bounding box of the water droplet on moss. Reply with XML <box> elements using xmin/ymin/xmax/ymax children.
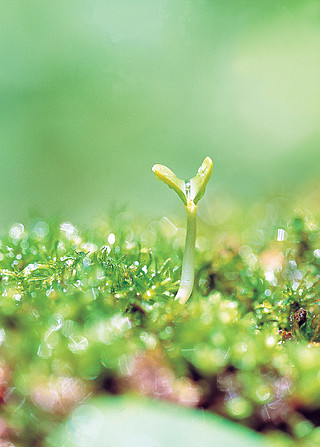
<box><xmin>226</xmin><ymin>396</ymin><xmax>252</xmax><ymax>419</ymax></box>
<box><xmin>107</xmin><ymin>233</ymin><xmax>116</xmax><ymax>245</ymax></box>
<box><xmin>9</xmin><ymin>223</ymin><xmax>24</xmax><ymax>240</ymax></box>
<box><xmin>255</xmin><ymin>385</ymin><xmax>272</xmax><ymax>402</ymax></box>
<box><xmin>33</xmin><ymin>221</ymin><xmax>50</xmax><ymax>239</ymax></box>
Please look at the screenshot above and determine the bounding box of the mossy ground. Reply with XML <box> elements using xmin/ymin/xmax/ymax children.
<box><xmin>1</xmin><ymin>196</ymin><xmax>320</xmax><ymax>446</ymax></box>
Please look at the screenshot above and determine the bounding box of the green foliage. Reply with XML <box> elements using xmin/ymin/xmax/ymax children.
<box><xmin>0</xmin><ymin>203</ymin><xmax>320</xmax><ymax>445</ymax></box>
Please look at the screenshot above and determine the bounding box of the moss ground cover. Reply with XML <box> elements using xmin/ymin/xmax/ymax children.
<box><xmin>0</xmin><ymin>195</ymin><xmax>320</xmax><ymax>446</ymax></box>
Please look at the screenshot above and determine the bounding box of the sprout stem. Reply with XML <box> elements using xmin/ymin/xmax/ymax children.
<box><xmin>152</xmin><ymin>156</ymin><xmax>213</xmax><ymax>304</ymax></box>
<box><xmin>175</xmin><ymin>203</ymin><xmax>197</xmax><ymax>304</ymax></box>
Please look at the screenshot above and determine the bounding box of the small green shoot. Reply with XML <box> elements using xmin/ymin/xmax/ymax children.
<box><xmin>152</xmin><ymin>157</ymin><xmax>213</xmax><ymax>303</ymax></box>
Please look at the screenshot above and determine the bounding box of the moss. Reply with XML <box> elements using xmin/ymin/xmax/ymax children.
<box><xmin>0</xmin><ymin>203</ymin><xmax>320</xmax><ymax>445</ymax></box>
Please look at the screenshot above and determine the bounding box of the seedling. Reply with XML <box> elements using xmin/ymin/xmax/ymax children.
<box><xmin>152</xmin><ymin>157</ymin><xmax>213</xmax><ymax>304</ymax></box>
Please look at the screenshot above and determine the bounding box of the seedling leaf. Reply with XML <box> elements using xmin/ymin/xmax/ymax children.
<box><xmin>190</xmin><ymin>156</ymin><xmax>213</xmax><ymax>205</ymax></box>
<box><xmin>152</xmin><ymin>164</ymin><xmax>187</xmax><ymax>205</ymax></box>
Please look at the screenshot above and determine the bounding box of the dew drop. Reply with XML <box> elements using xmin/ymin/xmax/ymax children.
<box><xmin>185</xmin><ymin>180</ymin><xmax>191</xmax><ymax>200</ymax></box>
<box><xmin>60</xmin><ymin>222</ymin><xmax>78</xmax><ymax>239</ymax></box>
<box><xmin>107</xmin><ymin>233</ymin><xmax>116</xmax><ymax>245</ymax></box>
<box><xmin>314</xmin><ymin>249</ymin><xmax>320</xmax><ymax>258</ymax></box>
<box><xmin>33</xmin><ymin>221</ymin><xmax>50</xmax><ymax>239</ymax></box>
<box><xmin>9</xmin><ymin>223</ymin><xmax>24</xmax><ymax>240</ymax></box>
<box><xmin>13</xmin><ymin>293</ymin><xmax>22</xmax><ymax>301</ymax></box>
<box><xmin>277</xmin><ymin>228</ymin><xmax>287</xmax><ymax>241</ymax></box>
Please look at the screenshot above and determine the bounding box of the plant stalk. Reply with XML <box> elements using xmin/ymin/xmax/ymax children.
<box><xmin>175</xmin><ymin>203</ymin><xmax>197</xmax><ymax>304</ymax></box>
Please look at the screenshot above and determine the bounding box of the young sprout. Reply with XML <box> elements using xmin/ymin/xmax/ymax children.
<box><xmin>152</xmin><ymin>157</ymin><xmax>213</xmax><ymax>304</ymax></box>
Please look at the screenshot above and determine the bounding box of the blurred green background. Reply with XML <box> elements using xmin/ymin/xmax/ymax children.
<box><xmin>1</xmin><ymin>0</ymin><xmax>320</xmax><ymax>228</ymax></box>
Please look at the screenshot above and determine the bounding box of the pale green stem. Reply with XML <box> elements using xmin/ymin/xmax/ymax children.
<box><xmin>175</xmin><ymin>203</ymin><xmax>197</xmax><ymax>304</ymax></box>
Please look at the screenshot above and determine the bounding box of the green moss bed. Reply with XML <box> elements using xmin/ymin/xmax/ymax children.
<box><xmin>1</xmin><ymin>198</ymin><xmax>320</xmax><ymax>446</ymax></box>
